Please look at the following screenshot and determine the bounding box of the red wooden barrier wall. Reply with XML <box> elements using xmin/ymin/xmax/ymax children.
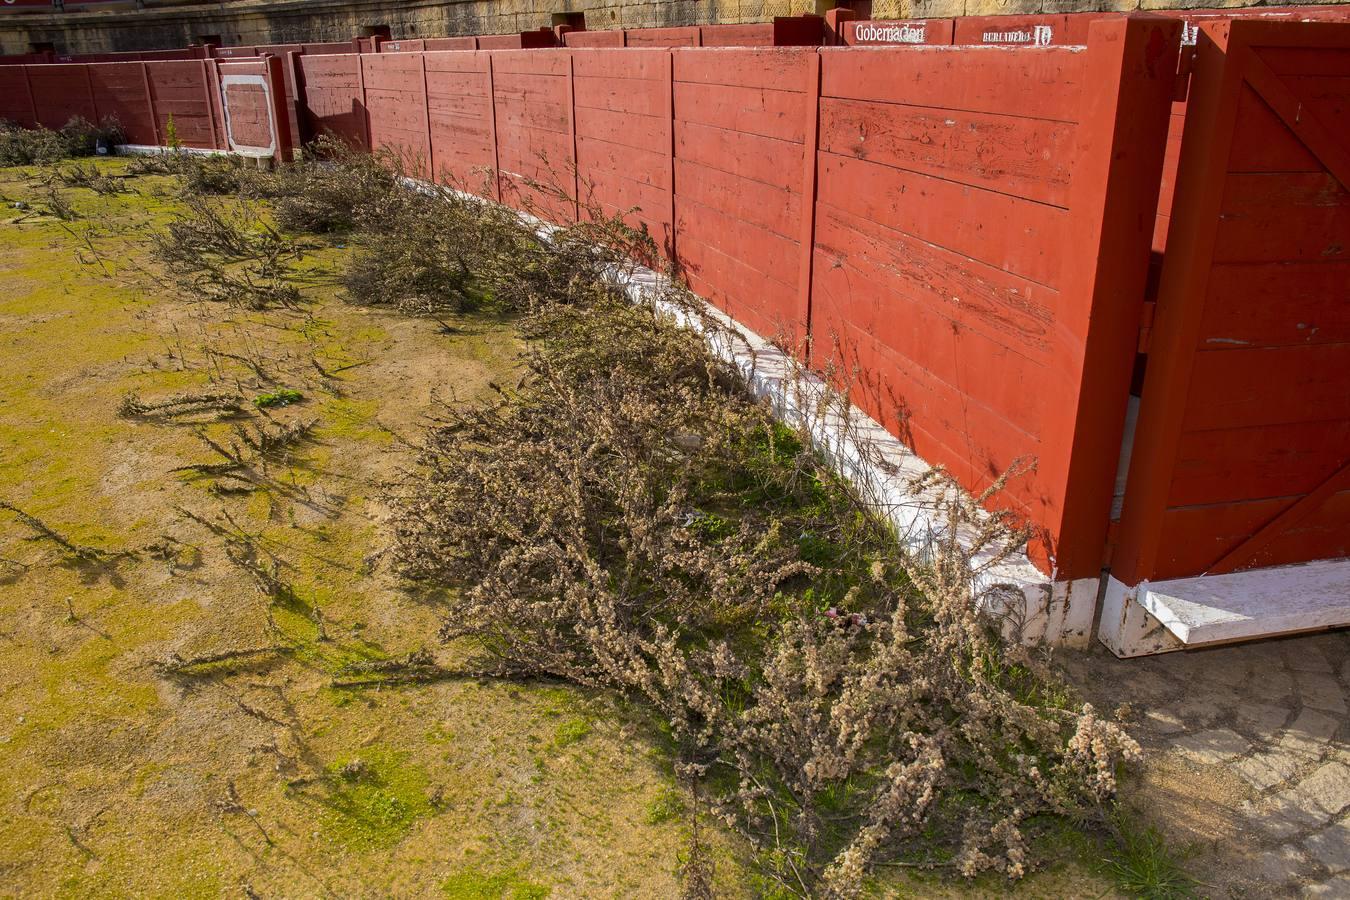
<box><xmin>1113</xmin><ymin>20</ymin><xmax>1350</xmax><ymax>584</ymax></box>
<box><xmin>811</xmin><ymin>22</ymin><xmax>1178</xmax><ymax>577</ymax></box>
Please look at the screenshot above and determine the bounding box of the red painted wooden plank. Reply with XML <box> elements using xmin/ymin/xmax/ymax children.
<box><xmin>575</xmin><ymin>134</ymin><xmax>669</xmax><ymax>187</ymax></box>
<box><xmin>673</xmin><ymin>81</ymin><xmax>806</xmax><ymax>144</ymax></box>
<box><xmin>674</xmin><ymin>158</ymin><xmax>800</xmax><ymax>236</ymax></box>
<box><xmin>674</xmin><ymin>119</ymin><xmax>803</xmax><ymax>193</ymax></box>
<box><xmin>671</xmin><ymin>47</ymin><xmax>812</xmax><ymax>93</ymax></box>
<box><xmin>1170</xmin><ymin>419</ymin><xmax>1350</xmax><ymax>507</ymax></box>
<box><xmin>570</xmin><ymin>48</ymin><xmax>666</xmax><ymax>81</ymax></box>
<box><xmin>573</xmin><ymin>75</ymin><xmax>667</xmax><ymax>117</ymax></box>
<box><xmin>573</xmin><ymin>105</ymin><xmax>668</xmax><ymax>153</ymax></box>
<box><xmin>817</xmin><ymin>96</ymin><xmax>1076</xmax><ymax>209</ymax></box>
<box><xmin>1182</xmin><ymin>343</ymin><xmax>1350</xmax><ymax>431</ymax></box>
<box><xmin>675</xmin><ymin>195</ymin><xmax>800</xmax><ymax>286</ymax></box>
<box><xmin>808</xmin><ymin>306</ymin><xmax>1050</xmax><ymax>509</ymax></box>
<box><xmin>813</xmin><ymin>201</ymin><xmax>1057</xmax><ymax>365</ymax></box>
<box><xmin>1199</xmin><ymin>262</ymin><xmax>1350</xmax><ymax>348</ymax></box>
<box><xmin>563</xmin><ymin>31</ymin><xmax>626</xmax><ymax>48</ymax></box>
<box><xmin>820</xmin><ymin>46</ymin><xmax>1085</xmax><ymax>125</ymax></box>
<box><xmin>1214</xmin><ymin>172</ymin><xmax>1350</xmax><ymax>263</ymax></box>
<box><xmin>815</xmin><ymin>151</ymin><xmax>1069</xmax><ymax>290</ymax></box>
<box><xmin>626</xmin><ymin>27</ymin><xmax>700</xmax><ymax>48</ymax></box>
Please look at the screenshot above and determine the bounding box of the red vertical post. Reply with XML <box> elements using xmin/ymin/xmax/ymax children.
<box><xmin>1039</xmin><ymin>16</ymin><xmax>1181</xmax><ymax>580</ymax></box>
<box><xmin>140</xmin><ymin>62</ymin><xmax>160</xmax><ymax>146</ymax></box>
<box><xmin>83</xmin><ymin>64</ymin><xmax>100</xmax><ymax>124</ymax></box>
<box><xmin>355</xmin><ymin>51</ymin><xmax>371</xmax><ymax>152</ymax></box>
<box><xmin>665</xmin><ymin>49</ymin><xmax>676</xmax><ymax>263</ymax></box>
<box><xmin>1112</xmin><ymin>22</ymin><xmax>1245</xmax><ymax>585</ymax></box>
<box><xmin>419</xmin><ymin>52</ymin><xmax>435</xmax><ymax>180</ymax></box>
<box><xmin>794</xmin><ymin>50</ymin><xmax>821</xmax><ymax>356</ymax></box>
<box><xmin>486</xmin><ymin>53</ymin><xmax>501</xmax><ymax>203</ymax></box>
<box><xmin>22</xmin><ymin>65</ymin><xmax>38</xmax><ymax>128</ymax></box>
<box><xmin>566</xmin><ymin>51</ymin><xmax>579</xmax><ymax>221</ymax></box>
<box><xmin>286</xmin><ymin>50</ymin><xmax>307</xmax><ymax>146</ymax></box>
<box><xmin>200</xmin><ymin>59</ymin><xmax>219</xmax><ymax>150</ymax></box>
<box><xmin>263</xmin><ymin>54</ymin><xmax>295</xmax><ymax>163</ymax></box>
<box><xmin>824</xmin><ymin>8</ymin><xmax>856</xmax><ymax>46</ymax></box>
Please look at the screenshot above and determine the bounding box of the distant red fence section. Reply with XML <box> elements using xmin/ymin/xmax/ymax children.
<box><xmin>1114</xmin><ymin>20</ymin><xmax>1350</xmax><ymax>584</ymax></box>
<box><xmin>424</xmin><ymin>50</ymin><xmax>495</xmax><ymax>194</ymax></box>
<box><xmin>361</xmin><ymin>51</ymin><xmax>431</xmax><ymax>174</ymax></box>
<box><xmin>672</xmin><ymin>47</ymin><xmax>815</xmax><ymax>344</ymax></box>
<box><xmin>294</xmin><ymin>52</ymin><xmax>366</xmax><ymax>147</ymax></box>
<box><xmin>491</xmin><ymin>50</ymin><xmax>575</xmax><ymax>221</ymax></box>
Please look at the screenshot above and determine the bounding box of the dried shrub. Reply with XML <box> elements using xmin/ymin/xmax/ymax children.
<box><xmin>151</xmin><ymin>194</ymin><xmax>300</xmax><ymax>309</ymax></box>
<box><xmin>0</xmin><ymin>116</ymin><xmax>123</xmax><ymax>166</ymax></box>
<box><xmin>390</xmin><ymin>281</ymin><xmax>1140</xmax><ymax>894</ymax></box>
<box><xmin>264</xmin><ymin>137</ymin><xmax>400</xmax><ymax>234</ymax></box>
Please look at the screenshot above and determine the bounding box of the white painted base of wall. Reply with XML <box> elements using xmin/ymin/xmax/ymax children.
<box><xmin>1097</xmin><ymin>559</ymin><xmax>1350</xmax><ymax>657</ymax></box>
<box><xmin>116</xmin><ymin>144</ymin><xmax>225</xmax><ymax>157</ymax></box>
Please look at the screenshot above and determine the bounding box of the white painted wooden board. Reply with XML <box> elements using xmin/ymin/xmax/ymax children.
<box><xmin>1141</xmin><ymin>558</ymin><xmax>1350</xmax><ymax>645</ymax></box>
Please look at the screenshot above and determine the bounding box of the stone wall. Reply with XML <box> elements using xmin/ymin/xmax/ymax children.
<box><xmin>1</xmin><ymin>0</ymin><xmax>1347</xmax><ymax>54</ymax></box>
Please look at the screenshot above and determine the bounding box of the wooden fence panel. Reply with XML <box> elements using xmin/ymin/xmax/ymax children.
<box><xmin>0</xmin><ymin>67</ymin><xmax>38</xmax><ymax>127</ymax></box>
<box><xmin>628</xmin><ymin>26</ymin><xmax>700</xmax><ymax>48</ymax></box>
<box><xmin>362</xmin><ymin>52</ymin><xmax>431</xmax><ymax>174</ymax></box>
<box><xmin>89</xmin><ymin>62</ymin><xmax>157</xmax><ymax>143</ymax></box>
<box><xmin>424</xmin><ymin>51</ymin><xmax>495</xmax><ymax>194</ymax></box>
<box><xmin>295</xmin><ymin>53</ymin><xmax>367</xmax><ymax>148</ymax></box>
<box><xmin>572</xmin><ymin>49</ymin><xmax>673</xmax><ymax>256</ymax></box>
<box><xmin>812</xmin><ymin>19</ymin><xmax>1178</xmax><ymax>577</ymax></box>
<box><xmin>489</xmin><ymin>50</ymin><xmax>575</xmax><ymax>222</ymax></box>
<box><xmin>1114</xmin><ymin>20</ymin><xmax>1350</xmax><ymax>583</ymax></box>
<box><xmin>27</xmin><ymin>64</ymin><xmax>97</xmax><ymax>129</ymax></box>
<box><xmin>145</xmin><ymin>60</ymin><xmax>216</xmax><ymax>147</ymax></box>
<box><xmin>672</xmin><ymin>47</ymin><xmax>815</xmax><ymax>343</ymax></box>
<box><xmin>563</xmin><ymin>30</ymin><xmax>624</xmax><ymax>48</ymax></box>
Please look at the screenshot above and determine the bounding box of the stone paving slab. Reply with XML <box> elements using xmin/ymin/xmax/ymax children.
<box><xmin>1060</xmin><ymin>629</ymin><xmax>1350</xmax><ymax>897</ymax></box>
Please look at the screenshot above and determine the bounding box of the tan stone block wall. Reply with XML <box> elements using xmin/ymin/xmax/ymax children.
<box><xmin>1</xmin><ymin>0</ymin><xmax>1348</xmax><ymax>55</ymax></box>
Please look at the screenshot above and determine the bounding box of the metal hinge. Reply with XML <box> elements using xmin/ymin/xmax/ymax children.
<box><xmin>1137</xmin><ymin>301</ymin><xmax>1157</xmax><ymax>354</ymax></box>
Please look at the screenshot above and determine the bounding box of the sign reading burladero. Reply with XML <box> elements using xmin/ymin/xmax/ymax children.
<box><xmin>851</xmin><ymin>22</ymin><xmax>928</xmax><ymax>44</ymax></box>
<box><xmin>981</xmin><ymin>25</ymin><xmax>1055</xmax><ymax>45</ymax></box>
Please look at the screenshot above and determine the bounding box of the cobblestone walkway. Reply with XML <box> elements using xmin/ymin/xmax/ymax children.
<box><xmin>1063</xmin><ymin>630</ymin><xmax>1349</xmax><ymax>898</ymax></box>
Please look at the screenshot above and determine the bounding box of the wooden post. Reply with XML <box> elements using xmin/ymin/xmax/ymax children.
<box><xmin>287</xmin><ymin>50</ymin><xmax>308</xmax><ymax>146</ymax></box>
<box><xmin>665</xmin><ymin>49</ymin><xmax>676</xmax><ymax>263</ymax></box>
<box><xmin>83</xmin><ymin>64</ymin><xmax>100</xmax><ymax>125</ymax></box>
<box><xmin>22</xmin><ymin>66</ymin><xmax>39</xmax><ymax>128</ymax></box>
<box><xmin>200</xmin><ymin>59</ymin><xmax>219</xmax><ymax>150</ymax></box>
<box><xmin>355</xmin><ymin>52</ymin><xmax>371</xmax><ymax>152</ymax></box>
<box><xmin>140</xmin><ymin>62</ymin><xmax>160</xmax><ymax>146</ymax></box>
<box><xmin>263</xmin><ymin>54</ymin><xmax>295</xmax><ymax>163</ymax></box>
<box><xmin>419</xmin><ymin>52</ymin><xmax>435</xmax><ymax>179</ymax></box>
<box><xmin>794</xmin><ymin>50</ymin><xmax>821</xmax><ymax>356</ymax></box>
<box><xmin>566</xmin><ymin>51</ymin><xmax>579</xmax><ymax>221</ymax></box>
<box><xmin>1040</xmin><ymin>16</ymin><xmax>1181</xmax><ymax>581</ymax></box>
<box><xmin>486</xmin><ymin>53</ymin><xmax>501</xmax><ymax>202</ymax></box>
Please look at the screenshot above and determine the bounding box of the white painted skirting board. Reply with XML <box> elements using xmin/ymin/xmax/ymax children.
<box><xmin>1098</xmin><ymin>559</ymin><xmax>1350</xmax><ymax>657</ymax></box>
<box><xmin>115</xmin><ymin>144</ymin><xmax>226</xmax><ymax>157</ymax></box>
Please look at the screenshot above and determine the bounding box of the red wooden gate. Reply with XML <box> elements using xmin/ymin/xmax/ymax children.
<box><xmin>1113</xmin><ymin>20</ymin><xmax>1350</xmax><ymax>585</ymax></box>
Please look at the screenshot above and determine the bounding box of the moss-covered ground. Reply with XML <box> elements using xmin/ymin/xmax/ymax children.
<box><xmin>0</xmin><ymin>159</ymin><xmax>1126</xmax><ymax>898</ymax></box>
